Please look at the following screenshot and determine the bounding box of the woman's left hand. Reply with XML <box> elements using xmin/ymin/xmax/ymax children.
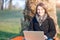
<box><xmin>44</xmin><ymin>35</ymin><xmax>48</xmax><ymax>39</ymax></box>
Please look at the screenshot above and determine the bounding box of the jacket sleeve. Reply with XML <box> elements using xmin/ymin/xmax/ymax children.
<box><xmin>28</xmin><ymin>20</ymin><xmax>34</xmax><ymax>31</ymax></box>
<box><xmin>46</xmin><ymin>18</ymin><xmax>56</xmax><ymax>38</ymax></box>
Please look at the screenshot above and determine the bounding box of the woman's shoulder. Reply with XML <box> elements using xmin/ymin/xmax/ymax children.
<box><xmin>31</xmin><ymin>16</ymin><xmax>37</xmax><ymax>23</ymax></box>
<box><xmin>47</xmin><ymin>16</ymin><xmax>54</xmax><ymax>22</ymax></box>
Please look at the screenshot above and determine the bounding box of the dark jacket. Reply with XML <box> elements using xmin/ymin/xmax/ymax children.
<box><xmin>28</xmin><ymin>16</ymin><xmax>56</xmax><ymax>38</ymax></box>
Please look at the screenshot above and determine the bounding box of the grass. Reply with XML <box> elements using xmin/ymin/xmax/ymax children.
<box><xmin>57</xmin><ymin>8</ymin><xmax>60</xmax><ymax>38</ymax></box>
<box><xmin>57</xmin><ymin>9</ymin><xmax>60</xmax><ymax>28</ymax></box>
<box><xmin>0</xmin><ymin>31</ymin><xmax>20</xmax><ymax>40</ymax></box>
<box><xmin>0</xmin><ymin>18</ymin><xmax>20</xmax><ymax>33</ymax></box>
<box><xmin>0</xmin><ymin>10</ymin><xmax>24</xmax><ymax>40</ymax></box>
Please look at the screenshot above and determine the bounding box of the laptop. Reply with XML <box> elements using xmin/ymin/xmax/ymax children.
<box><xmin>23</xmin><ymin>31</ymin><xmax>45</xmax><ymax>40</ymax></box>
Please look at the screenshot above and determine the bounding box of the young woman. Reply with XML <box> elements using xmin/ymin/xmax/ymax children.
<box><xmin>27</xmin><ymin>3</ymin><xmax>56</xmax><ymax>40</ymax></box>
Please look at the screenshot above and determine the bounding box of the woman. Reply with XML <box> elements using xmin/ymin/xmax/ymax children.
<box><xmin>27</xmin><ymin>3</ymin><xmax>56</xmax><ymax>40</ymax></box>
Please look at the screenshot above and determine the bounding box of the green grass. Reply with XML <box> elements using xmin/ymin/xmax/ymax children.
<box><xmin>57</xmin><ymin>9</ymin><xmax>60</xmax><ymax>38</ymax></box>
<box><xmin>57</xmin><ymin>9</ymin><xmax>60</xmax><ymax>28</ymax></box>
<box><xmin>0</xmin><ymin>10</ymin><xmax>24</xmax><ymax>40</ymax></box>
<box><xmin>57</xmin><ymin>33</ymin><xmax>60</xmax><ymax>38</ymax></box>
<box><xmin>0</xmin><ymin>31</ymin><xmax>20</xmax><ymax>40</ymax></box>
<box><xmin>0</xmin><ymin>18</ymin><xmax>20</xmax><ymax>33</ymax></box>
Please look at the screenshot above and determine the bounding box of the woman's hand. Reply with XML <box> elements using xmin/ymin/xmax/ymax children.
<box><xmin>44</xmin><ymin>35</ymin><xmax>48</xmax><ymax>40</ymax></box>
<box><xmin>23</xmin><ymin>37</ymin><xmax>26</xmax><ymax>40</ymax></box>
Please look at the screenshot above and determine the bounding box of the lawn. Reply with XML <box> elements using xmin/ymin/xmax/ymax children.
<box><xmin>0</xmin><ymin>9</ymin><xmax>60</xmax><ymax>40</ymax></box>
<box><xmin>57</xmin><ymin>9</ymin><xmax>60</xmax><ymax>38</ymax></box>
<box><xmin>0</xmin><ymin>10</ymin><xmax>24</xmax><ymax>40</ymax></box>
<box><xmin>57</xmin><ymin>9</ymin><xmax>60</xmax><ymax>28</ymax></box>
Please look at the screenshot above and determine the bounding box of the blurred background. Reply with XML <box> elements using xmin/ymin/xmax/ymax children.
<box><xmin>0</xmin><ymin>0</ymin><xmax>60</xmax><ymax>40</ymax></box>
<box><xmin>0</xmin><ymin>0</ymin><xmax>25</xmax><ymax>40</ymax></box>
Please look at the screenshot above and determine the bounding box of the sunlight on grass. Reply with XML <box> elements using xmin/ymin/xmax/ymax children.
<box><xmin>0</xmin><ymin>10</ymin><xmax>23</xmax><ymax>39</ymax></box>
<box><xmin>0</xmin><ymin>18</ymin><xmax>21</xmax><ymax>33</ymax></box>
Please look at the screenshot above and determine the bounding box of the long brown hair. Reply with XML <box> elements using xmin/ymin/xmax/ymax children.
<box><xmin>36</xmin><ymin>3</ymin><xmax>48</xmax><ymax>15</ymax></box>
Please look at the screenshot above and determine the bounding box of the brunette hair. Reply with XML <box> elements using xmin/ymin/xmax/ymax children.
<box><xmin>36</xmin><ymin>3</ymin><xmax>48</xmax><ymax>15</ymax></box>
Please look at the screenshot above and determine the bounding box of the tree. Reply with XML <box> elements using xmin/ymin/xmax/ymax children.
<box><xmin>1</xmin><ymin>0</ymin><xmax>4</xmax><ymax>10</ymax></box>
<box><xmin>56</xmin><ymin>0</ymin><xmax>60</xmax><ymax>8</ymax></box>
<box><xmin>9</xmin><ymin>0</ymin><xmax>12</xmax><ymax>9</ymax></box>
<box><xmin>0</xmin><ymin>0</ymin><xmax>2</xmax><ymax>10</ymax></box>
<box><xmin>0</xmin><ymin>0</ymin><xmax>4</xmax><ymax>10</ymax></box>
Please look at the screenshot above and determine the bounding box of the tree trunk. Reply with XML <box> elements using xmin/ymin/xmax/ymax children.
<box><xmin>23</xmin><ymin>0</ymin><xmax>59</xmax><ymax>36</ymax></box>
<box><xmin>9</xmin><ymin>0</ymin><xmax>12</xmax><ymax>9</ymax></box>
<box><xmin>0</xmin><ymin>0</ymin><xmax>2</xmax><ymax>10</ymax></box>
<box><xmin>0</xmin><ymin>0</ymin><xmax>4</xmax><ymax>10</ymax></box>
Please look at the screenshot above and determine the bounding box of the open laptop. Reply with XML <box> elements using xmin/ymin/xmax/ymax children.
<box><xmin>23</xmin><ymin>31</ymin><xmax>45</xmax><ymax>40</ymax></box>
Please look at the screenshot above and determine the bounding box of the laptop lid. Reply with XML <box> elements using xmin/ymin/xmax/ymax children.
<box><xmin>23</xmin><ymin>31</ymin><xmax>45</xmax><ymax>40</ymax></box>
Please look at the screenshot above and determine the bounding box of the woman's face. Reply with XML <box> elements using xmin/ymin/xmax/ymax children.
<box><xmin>37</xmin><ymin>6</ymin><xmax>45</xmax><ymax>16</ymax></box>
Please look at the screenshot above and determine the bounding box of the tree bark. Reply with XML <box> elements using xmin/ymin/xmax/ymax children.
<box><xmin>9</xmin><ymin>0</ymin><xmax>12</xmax><ymax>9</ymax></box>
<box><xmin>1</xmin><ymin>0</ymin><xmax>4</xmax><ymax>10</ymax></box>
<box><xmin>0</xmin><ymin>0</ymin><xmax>4</xmax><ymax>10</ymax></box>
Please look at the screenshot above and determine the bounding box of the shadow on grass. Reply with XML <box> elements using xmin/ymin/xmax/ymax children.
<box><xmin>0</xmin><ymin>31</ymin><xmax>20</xmax><ymax>40</ymax></box>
